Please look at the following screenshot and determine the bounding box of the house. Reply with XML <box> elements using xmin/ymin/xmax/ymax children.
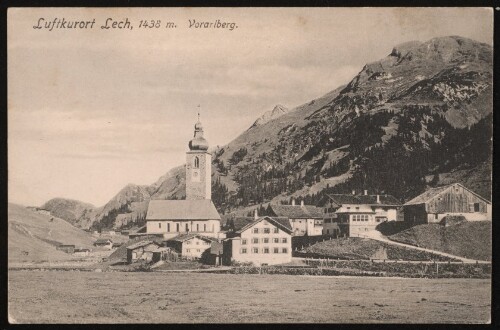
<box><xmin>56</xmin><ymin>244</ymin><xmax>75</xmax><ymax>254</ymax></box>
<box><xmin>267</xmin><ymin>200</ymin><xmax>324</xmax><ymax>236</ymax></box>
<box><xmin>126</xmin><ymin>240</ymin><xmax>169</xmax><ymax>264</ymax></box>
<box><xmin>93</xmin><ymin>238</ymin><xmax>113</xmax><ymax>250</ymax></box>
<box><xmin>112</xmin><ymin>242</ymin><xmax>123</xmax><ymax>249</ymax></box>
<box><xmin>403</xmin><ymin>183</ymin><xmax>492</xmax><ymax>226</ymax></box>
<box><xmin>145</xmin><ymin>116</ymin><xmax>222</xmax><ymax>239</ymax></box>
<box><xmin>319</xmin><ymin>192</ymin><xmax>402</xmax><ymax>237</ymax></box>
<box><xmin>73</xmin><ymin>248</ymin><xmax>91</xmax><ymax>257</ymax></box>
<box><xmin>222</xmin><ymin>216</ymin><xmax>293</xmax><ymax>266</ymax></box>
<box><xmin>166</xmin><ymin>233</ymin><xmax>218</xmax><ymax>259</ymax></box>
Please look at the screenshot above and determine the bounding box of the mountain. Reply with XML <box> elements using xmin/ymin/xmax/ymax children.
<box><xmin>250</xmin><ymin>104</ymin><xmax>289</xmax><ymax>128</ymax></box>
<box><xmin>42</xmin><ymin>36</ymin><xmax>492</xmax><ymax>229</ymax></box>
<box><xmin>8</xmin><ymin>203</ymin><xmax>95</xmax><ymax>264</ymax></box>
<box><xmin>41</xmin><ymin>198</ymin><xmax>96</xmax><ymax>229</ymax></box>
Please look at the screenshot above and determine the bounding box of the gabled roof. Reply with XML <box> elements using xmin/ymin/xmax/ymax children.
<box><xmin>126</xmin><ymin>240</ymin><xmax>161</xmax><ymax>250</ymax></box>
<box><xmin>146</xmin><ymin>199</ymin><xmax>221</xmax><ymax>220</ymax></box>
<box><xmin>268</xmin><ymin>204</ymin><xmax>324</xmax><ymax>218</ymax></box>
<box><xmin>236</xmin><ymin>216</ymin><xmax>293</xmax><ymax>235</ymax></box>
<box><xmin>167</xmin><ymin>233</ymin><xmax>218</xmax><ymax>243</ymax></box>
<box><xmin>326</xmin><ymin>194</ymin><xmax>402</xmax><ymax>207</ymax></box>
<box><xmin>404</xmin><ymin>183</ymin><xmax>491</xmax><ymax>206</ymax></box>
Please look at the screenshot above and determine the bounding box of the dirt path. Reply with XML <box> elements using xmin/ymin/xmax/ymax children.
<box><xmin>355</xmin><ymin>230</ymin><xmax>490</xmax><ymax>264</ymax></box>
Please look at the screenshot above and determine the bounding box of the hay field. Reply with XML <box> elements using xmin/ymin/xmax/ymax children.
<box><xmin>8</xmin><ymin>271</ymin><xmax>490</xmax><ymax>324</ymax></box>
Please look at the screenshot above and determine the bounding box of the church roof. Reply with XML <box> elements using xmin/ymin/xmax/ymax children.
<box><xmin>146</xmin><ymin>199</ymin><xmax>221</xmax><ymax>221</ymax></box>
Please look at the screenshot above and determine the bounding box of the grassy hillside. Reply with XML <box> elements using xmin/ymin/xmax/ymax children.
<box><xmin>389</xmin><ymin>222</ymin><xmax>491</xmax><ymax>261</ymax></box>
<box><xmin>302</xmin><ymin>237</ymin><xmax>456</xmax><ymax>261</ymax></box>
<box><xmin>8</xmin><ymin>203</ymin><xmax>95</xmax><ymax>264</ymax></box>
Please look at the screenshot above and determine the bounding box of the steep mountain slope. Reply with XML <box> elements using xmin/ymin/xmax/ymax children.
<box><xmin>42</xmin><ymin>36</ymin><xmax>492</xmax><ymax>229</ymax></box>
<box><xmin>8</xmin><ymin>203</ymin><xmax>95</xmax><ymax>264</ymax></box>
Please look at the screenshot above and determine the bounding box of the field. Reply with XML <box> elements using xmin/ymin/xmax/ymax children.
<box><xmin>8</xmin><ymin>271</ymin><xmax>490</xmax><ymax>324</ymax></box>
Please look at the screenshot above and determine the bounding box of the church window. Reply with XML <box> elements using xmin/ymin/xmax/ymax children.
<box><xmin>204</xmin><ymin>224</ymin><xmax>206</xmax><ymax>231</ymax></box>
<box><xmin>167</xmin><ymin>223</ymin><xmax>170</xmax><ymax>232</ymax></box>
<box><xmin>194</xmin><ymin>157</ymin><xmax>200</xmax><ymax>168</ymax></box>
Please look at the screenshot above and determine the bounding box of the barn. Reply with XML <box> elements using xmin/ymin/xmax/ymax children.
<box><xmin>403</xmin><ymin>183</ymin><xmax>492</xmax><ymax>225</ymax></box>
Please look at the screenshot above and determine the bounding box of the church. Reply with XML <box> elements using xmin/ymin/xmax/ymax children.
<box><xmin>145</xmin><ymin>116</ymin><xmax>222</xmax><ymax>239</ymax></box>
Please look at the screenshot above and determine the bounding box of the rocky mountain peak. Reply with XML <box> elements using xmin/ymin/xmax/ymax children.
<box><xmin>249</xmin><ymin>104</ymin><xmax>289</xmax><ymax>129</ymax></box>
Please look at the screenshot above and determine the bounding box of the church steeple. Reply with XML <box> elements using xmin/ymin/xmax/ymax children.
<box><xmin>186</xmin><ymin>112</ymin><xmax>211</xmax><ymax>200</ymax></box>
<box><xmin>188</xmin><ymin>113</ymin><xmax>209</xmax><ymax>151</ymax></box>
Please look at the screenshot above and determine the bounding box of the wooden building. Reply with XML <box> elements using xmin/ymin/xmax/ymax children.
<box><xmin>126</xmin><ymin>240</ymin><xmax>168</xmax><ymax>264</ymax></box>
<box><xmin>56</xmin><ymin>244</ymin><xmax>75</xmax><ymax>254</ymax></box>
<box><xmin>404</xmin><ymin>183</ymin><xmax>492</xmax><ymax>225</ymax></box>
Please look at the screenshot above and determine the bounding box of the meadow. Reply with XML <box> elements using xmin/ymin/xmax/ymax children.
<box><xmin>8</xmin><ymin>270</ymin><xmax>490</xmax><ymax>323</ymax></box>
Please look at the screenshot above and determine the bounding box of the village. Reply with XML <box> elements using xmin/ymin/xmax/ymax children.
<box><xmin>27</xmin><ymin>116</ymin><xmax>491</xmax><ymax>277</ymax></box>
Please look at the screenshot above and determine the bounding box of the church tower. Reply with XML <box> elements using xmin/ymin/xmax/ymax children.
<box><xmin>186</xmin><ymin>115</ymin><xmax>211</xmax><ymax>200</ymax></box>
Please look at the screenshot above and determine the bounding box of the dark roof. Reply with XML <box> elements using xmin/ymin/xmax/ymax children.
<box><xmin>74</xmin><ymin>248</ymin><xmax>90</xmax><ymax>252</ymax></box>
<box><xmin>236</xmin><ymin>216</ymin><xmax>293</xmax><ymax>235</ymax></box>
<box><xmin>405</xmin><ymin>183</ymin><xmax>491</xmax><ymax>205</ymax></box>
<box><xmin>167</xmin><ymin>233</ymin><xmax>218</xmax><ymax>243</ymax></box>
<box><xmin>268</xmin><ymin>204</ymin><xmax>324</xmax><ymax>218</ymax></box>
<box><xmin>57</xmin><ymin>244</ymin><xmax>75</xmax><ymax>248</ymax></box>
<box><xmin>222</xmin><ymin>216</ymin><xmax>290</xmax><ymax>232</ymax></box>
<box><xmin>146</xmin><ymin>200</ymin><xmax>221</xmax><ymax>220</ymax></box>
<box><xmin>94</xmin><ymin>238</ymin><xmax>112</xmax><ymax>244</ymax></box>
<box><xmin>126</xmin><ymin>240</ymin><xmax>161</xmax><ymax>250</ymax></box>
<box><xmin>326</xmin><ymin>194</ymin><xmax>402</xmax><ymax>207</ymax></box>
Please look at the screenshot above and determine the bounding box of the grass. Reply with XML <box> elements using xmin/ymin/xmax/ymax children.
<box><xmin>389</xmin><ymin>222</ymin><xmax>492</xmax><ymax>261</ymax></box>
<box><xmin>8</xmin><ymin>203</ymin><xmax>95</xmax><ymax>264</ymax></box>
<box><xmin>302</xmin><ymin>237</ymin><xmax>457</xmax><ymax>261</ymax></box>
<box><xmin>8</xmin><ymin>270</ymin><xmax>490</xmax><ymax>323</ymax></box>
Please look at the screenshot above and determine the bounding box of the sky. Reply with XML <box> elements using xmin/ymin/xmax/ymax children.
<box><xmin>8</xmin><ymin>7</ymin><xmax>493</xmax><ymax>207</ymax></box>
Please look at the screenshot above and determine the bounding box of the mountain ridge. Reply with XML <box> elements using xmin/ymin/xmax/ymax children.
<box><xmin>41</xmin><ymin>35</ymin><xmax>492</xmax><ymax>230</ymax></box>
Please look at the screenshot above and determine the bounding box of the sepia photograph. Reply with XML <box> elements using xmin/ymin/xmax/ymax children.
<box><xmin>7</xmin><ymin>7</ymin><xmax>493</xmax><ymax>323</ymax></box>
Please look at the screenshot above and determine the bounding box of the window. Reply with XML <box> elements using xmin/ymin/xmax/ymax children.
<box><xmin>167</xmin><ymin>223</ymin><xmax>170</xmax><ymax>232</ymax></box>
<box><xmin>242</xmin><ymin>239</ymin><xmax>247</xmax><ymax>245</ymax></box>
<box><xmin>241</xmin><ymin>248</ymin><xmax>247</xmax><ymax>254</ymax></box>
<box><xmin>194</xmin><ymin>157</ymin><xmax>199</xmax><ymax>168</ymax></box>
<box><xmin>282</xmin><ymin>248</ymin><xmax>288</xmax><ymax>253</ymax></box>
<box><xmin>282</xmin><ymin>238</ymin><xmax>287</xmax><ymax>243</ymax></box>
<box><xmin>186</xmin><ymin>249</ymin><xmax>190</xmax><ymax>252</ymax></box>
<box><xmin>176</xmin><ymin>223</ymin><xmax>180</xmax><ymax>232</ymax></box>
<box><xmin>263</xmin><ymin>238</ymin><xmax>269</xmax><ymax>243</ymax></box>
<box><xmin>204</xmin><ymin>224</ymin><xmax>206</xmax><ymax>231</ymax></box>
<box><xmin>186</xmin><ymin>241</ymin><xmax>191</xmax><ymax>245</ymax></box>
<box><xmin>474</xmin><ymin>203</ymin><xmax>480</xmax><ymax>212</ymax></box>
<box><xmin>185</xmin><ymin>223</ymin><xmax>189</xmax><ymax>232</ymax></box>
<box><xmin>252</xmin><ymin>238</ymin><xmax>259</xmax><ymax>244</ymax></box>
<box><xmin>196</xmin><ymin>224</ymin><xmax>199</xmax><ymax>231</ymax></box>
<box><xmin>197</xmin><ymin>249</ymin><xmax>201</xmax><ymax>252</ymax></box>
<box><xmin>264</xmin><ymin>228</ymin><xmax>270</xmax><ymax>234</ymax></box>
<box><xmin>273</xmin><ymin>238</ymin><xmax>279</xmax><ymax>243</ymax></box>
<box><xmin>196</xmin><ymin>241</ymin><xmax>199</xmax><ymax>245</ymax></box>
<box><xmin>273</xmin><ymin>228</ymin><xmax>279</xmax><ymax>233</ymax></box>
<box><xmin>435</xmin><ymin>214</ymin><xmax>439</xmax><ymax>220</ymax></box>
<box><xmin>158</xmin><ymin>223</ymin><xmax>161</xmax><ymax>228</ymax></box>
<box><xmin>274</xmin><ymin>248</ymin><xmax>279</xmax><ymax>253</ymax></box>
<box><xmin>263</xmin><ymin>248</ymin><xmax>270</xmax><ymax>254</ymax></box>
<box><xmin>355</xmin><ymin>207</ymin><xmax>360</xmax><ymax>210</ymax></box>
<box><xmin>253</xmin><ymin>248</ymin><xmax>259</xmax><ymax>253</ymax></box>
<box><xmin>347</xmin><ymin>207</ymin><xmax>351</xmax><ymax>210</ymax></box>
<box><xmin>253</xmin><ymin>228</ymin><xmax>259</xmax><ymax>234</ymax></box>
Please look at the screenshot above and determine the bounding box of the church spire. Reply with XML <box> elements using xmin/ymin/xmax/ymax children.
<box><xmin>189</xmin><ymin>110</ymin><xmax>209</xmax><ymax>151</ymax></box>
